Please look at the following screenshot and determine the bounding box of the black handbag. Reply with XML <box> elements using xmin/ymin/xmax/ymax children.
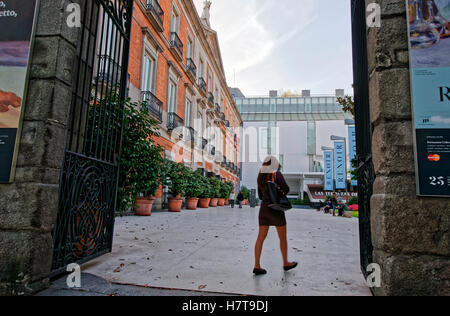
<box><xmin>267</xmin><ymin>172</ymin><xmax>292</xmax><ymax>211</ymax></box>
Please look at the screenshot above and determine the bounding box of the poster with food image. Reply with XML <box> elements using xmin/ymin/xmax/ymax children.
<box><xmin>0</xmin><ymin>0</ymin><xmax>38</xmax><ymax>182</ymax></box>
<box><xmin>407</xmin><ymin>0</ymin><xmax>450</xmax><ymax>196</ymax></box>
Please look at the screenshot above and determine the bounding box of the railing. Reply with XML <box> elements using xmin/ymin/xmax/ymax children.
<box><xmin>170</xmin><ymin>32</ymin><xmax>183</xmax><ymax>58</ymax></box>
<box><xmin>219</xmin><ymin>112</ymin><xmax>226</xmax><ymax>121</ymax></box>
<box><xmin>225</xmin><ymin>120</ymin><xmax>230</xmax><ymax>127</ymax></box>
<box><xmin>186</xmin><ymin>58</ymin><xmax>197</xmax><ymax>78</ymax></box>
<box><xmin>208</xmin><ymin>92</ymin><xmax>214</xmax><ymax>105</ymax></box>
<box><xmin>96</xmin><ymin>55</ymin><xmax>121</xmax><ymax>84</ymax></box>
<box><xmin>214</xmin><ymin>104</ymin><xmax>220</xmax><ymax>114</ymax></box>
<box><xmin>142</xmin><ymin>91</ymin><xmax>163</xmax><ymax>121</ymax></box>
<box><xmin>168</xmin><ymin>112</ymin><xmax>184</xmax><ymax>130</ymax></box>
<box><xmin>202</xmin><ymin>138</ymin><xmax>208</xmax><ymax>150</ymax></box>
<box><xmin>210</xmin><ymin>146</ymin><xmax>216</xmax><ymax>156</ymax></box>
<box><xmin>146</xmin><ymin>0</ymin><xmax>164</xmax><ymax>26</ymax></box>
<box><xmin>198</xmin><ymin>77</ymin><xmax>207</xmax><ymax>95</ymax></box>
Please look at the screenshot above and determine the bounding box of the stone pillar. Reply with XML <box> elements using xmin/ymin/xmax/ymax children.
<box><xmin>367</xmin><ymin>0</ymin><xmax>449</xmax><ymax>295</ymax></box>
<box><xmin>0</xmin><ymin>0</ymin><xmax>79</xmax><ymax>295</ymax></box>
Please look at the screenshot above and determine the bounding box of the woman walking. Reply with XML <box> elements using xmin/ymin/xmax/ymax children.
<box><xmin>253</xmin><ymin>156</ymin><xmax>298</xmax><ymax>275</ymax></box>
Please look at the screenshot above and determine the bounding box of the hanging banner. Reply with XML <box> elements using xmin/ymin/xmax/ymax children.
<box><xmin>406</xmin><ymin>0</ymin><xmax>450</xmax><ymax>196</ymax></box>
<box><xmin>348</xmin><ymin>126</ymin><xmax>358</xmax><ymax>186</ymax></box>
<box><xmin>0</xmin><ymin>0</ymin><xmax>38</xmax><ymax>183</ymax></box>
<box><xmin>324</xmin><ymin>151</ymin><xmax>334</xmax><ymax>191</ymax></box>
<box><xmin>334</xmin><ymin>141</ymin><xmax>346</xmax><ymax>190</ymax></box>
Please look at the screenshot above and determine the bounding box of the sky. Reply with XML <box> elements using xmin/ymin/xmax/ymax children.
<box><xmin>193</xmin><ymin>0</ymin><xmax>354</xmax><ymax>97</ymax></box>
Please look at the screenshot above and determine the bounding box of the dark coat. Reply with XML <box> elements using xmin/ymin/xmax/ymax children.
<box><xmin>257</xmin><ymin>171</ymin><xmax>290</xmax><ymax>226</ymax></box>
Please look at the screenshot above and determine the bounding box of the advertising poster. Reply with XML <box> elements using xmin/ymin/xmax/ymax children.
<box><xmin>334</xmin><ymin>141</ymin><xmax>346</xmax><ymax>190</ymax></box>
<box><xmin>406</xmin><ymin>0</ymin><xmax>450</xmax><ymax>196</ymax></box>
<box><xmin>348</xmin><ymin>126</ymin><xmax>358</xmax><ymax>187</ymax></box>
<box><xmin>324</xmin><ymin>151</ymin><xmax>334</xmax><ymax>191</ymax></box>
<box><xmin>0</xmin><ymin>0</ymin><xmax>38</xmax><ymax>183</ymax></box>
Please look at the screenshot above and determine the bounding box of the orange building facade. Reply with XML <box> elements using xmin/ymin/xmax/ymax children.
<box><xmin>127</xmin><ymin>0</ymin><xmax>243</xmax><ymax>204</ymax></box>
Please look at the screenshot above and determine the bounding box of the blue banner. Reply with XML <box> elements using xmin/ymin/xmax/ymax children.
<box><xmin>324</xmin><ymin>151</ymin><xmax>334</xmax><ymax>191</ymax></box>
<box><xmin>348</xmin><ymin>126</ymin><xmax>357</xmax><ymax>186</ymax></box>
<box><xmin>334</xmin><ymin>141</ymin><xmax>346</xmax><ymax>190</ymax></box>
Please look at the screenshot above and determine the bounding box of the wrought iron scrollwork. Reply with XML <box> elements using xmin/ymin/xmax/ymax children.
<box><xmin>102</xmin><ymin>0</ymin><xmax>133</xmax><ymax>34</ymax></box>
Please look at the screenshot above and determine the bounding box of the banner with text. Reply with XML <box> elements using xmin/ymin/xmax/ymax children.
<box><xmin>324</xmin><ymin>151</ymin><xmax>334</xmax><ymax>191</ymax></box>
<box><xmin>348</xmin><ymin>126</ymin><xmax>357</xmax><ymax>187</ymax></box>
<box><xmin>406</xmin><ymin>0</ymin><xmax>450</xmax><ymax>196</ymax></box>
<box><xmin>0</xmin><ymin>0</ymin><xmax>38</xmax><ymax>183</ymax></box>
<box><xmin>334</xmin><ymin>141</ymin><xmax>346</xmax><ymax>190</ymax></box>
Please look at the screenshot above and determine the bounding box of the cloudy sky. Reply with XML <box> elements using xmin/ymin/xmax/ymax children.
<box><xmin>193</xmin><ymin>0</ymin><xmax>354</xmax><ymax>96</ymax></box>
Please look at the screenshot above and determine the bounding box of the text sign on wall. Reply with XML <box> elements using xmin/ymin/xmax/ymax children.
<box><xmin>334</xmin><ymin>141</ymin><xmax>346</xmax><ymax>190</ymax></box>
<box><xmin>0</xmin><ymin>0</ymin><xmax>38</xmax><ymax>183</ymax></box>
<box><xmin>324</xmin><ymin>151</ymin><xmax>334</xmax><ymax>191</ymax></box>
<box><xmin>406</xmin><ymin>0</ymin><xmax>450</xmax><ymax>196</ymax></box>
<box><xmin>348</xmin><ymin>126</ymin><xmax>358</xmax><ymax>187</ymax></box>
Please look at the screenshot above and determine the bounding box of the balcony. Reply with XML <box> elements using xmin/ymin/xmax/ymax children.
<box><xmin>208</xmin><ymin>92</ymin><xmax>214</xmax><ymax>105</ymax></box>
<box><xmin>186</xmin><ymin>58</ymin><xmax>197</xmax><ymax>80</ymax></box>
<box><xmin>96</xmin><ymin>55</ymin><xmax>121</xmax><ymax>85</ymax></box>
<box><xmin>210</xmin><ymin>146</ymin><xmax>216</xmax><ymax>157</ymax></box>
<box><xmin>214</xmin><ymin>104</ymin><xmax>221</xmax><ymax>114</ymax></box>
<box><xmin>219</xmin><ymin>112</ymin><xmax>226</xmax><ymax>121</ymax></box>
<box><xmin>202</xmin><ymin>138</ymin><xmax>208</xmax><ymax>150</ymax></box>
<box><xmin>225</xmin><ymin>120</ymin><xmax>230</xmax><ymax>127</ymax></box>
<box><xmin>142</xmin><ymin>91</ymin><xmax>163</xmax><ymax>121</ymax></box>
<box><xmin>170</xmin><ymin>32</ymin><xmax>183</xmax><ymax>61</ymax></box>
<box><xmin>145</xmin><ymin>0</ymin><xmax>164</xmax><ymax>32</ymax></box>
<box><xmin>168</xmin><ymin>112</ymin><xmax>184</xmax><ymax>130</ymax></box>
<box><xmin>198</xmin><ymin>78</ymin><xmax>207</xmax><ymax>96</ymax></box>
<box><xmin>221</xmin><ymin>156</ymin><xmax>227</xmax><ymax>167</ymax></box>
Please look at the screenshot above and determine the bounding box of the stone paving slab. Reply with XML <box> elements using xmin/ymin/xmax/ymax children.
<box><xmin>83</xmin><ymin>207</ymin><xmax>372</xmax><ymax>296</ymax></box>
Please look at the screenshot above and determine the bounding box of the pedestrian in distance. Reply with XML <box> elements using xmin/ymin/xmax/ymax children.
<box><xmin>237</xmin><ymin>191</ymin><xmax>244</xmax><ymax>208</ymax></box>
<box><xmin>230</xmin><ymin>191</ymin><xmax>236</xmax><ymax>208</ymax></box>
<box><xmin>253</xmin><ymin>156</ymin><xmax>298</xmax><ymax>276</ymax></box>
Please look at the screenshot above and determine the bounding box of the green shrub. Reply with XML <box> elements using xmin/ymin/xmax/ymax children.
<box><xmin>162</xmin><ymin>160</ymin><xmax>189</xmax><ymax>197</ymax></box>
<box><xmin>208</xmin><ymin>177</ymin><xmax>222</xmax><ymax>198</ymax></box>
<box><xmin>240</xmin><ymin>186</ymin><xmax>250</xmax><ymax>200</ymax></box>
<box><xmin>185</xmin><ymin>169</ymin><xmax>205</xmax><ymax>198</ymax></box>
<box><xmin>117</xmin><ymin>99</ymin><xmax>164</xmax><ymax>216</ymax></box>
<box><xmin>347</xmin><ymin>196</ymin><xmax>358</xmax><ymax>206</ymax></box>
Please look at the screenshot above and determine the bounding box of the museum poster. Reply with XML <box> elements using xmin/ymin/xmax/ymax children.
<box><xmin>334</xmin><ymin>141</ymin><xmax>346</xmax><ymax>190</ymax></box>
<box><xmin>0</xmin><ymin>0</ymin><xmax>38</xmax><ymax>183</ymax></box>
<box><xmin>406</xmin><ymin>0</ymin><xmax>450</xmax><ymax>196</ymax></box>
<box><xmin>324</xmin><ymin>151</ymin><xmax>334</xmax><ymax>191</ymax></box>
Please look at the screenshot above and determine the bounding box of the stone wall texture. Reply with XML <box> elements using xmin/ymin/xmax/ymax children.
<box><xmin>367</xmin><ymin>0</ymin><xmax>450</xmax><ymax>296</ymax></box>
<box><xmin>0</xmin><ymin>0</ymin><xmax>80</xmax><ymax>295</ymax></box>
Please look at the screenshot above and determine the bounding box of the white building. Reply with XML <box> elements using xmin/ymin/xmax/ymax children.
<box><xmin>231</xmin><ymin>89</ymin><xmax>354</xmax><ymax>201</ymax></box>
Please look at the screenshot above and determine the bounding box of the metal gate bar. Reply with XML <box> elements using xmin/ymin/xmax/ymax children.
<box><xmin>350</xmin><ymin>0</ymin><xmax>375</xmax><ymax>284</ymax></box>
<box><xmin>51</xmin><ymin>0</ymin><xmax>133</xmax><ymax>275</ymax></box>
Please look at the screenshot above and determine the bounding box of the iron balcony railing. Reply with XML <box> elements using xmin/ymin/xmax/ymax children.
<box><xmin>96</xmin><ymin>54</ymin><xmax>121</xmax><ymax>84</ymax></box>
<box><xmin>214</xmin><ymin>104</ymin><xmax>220</xmax><ymax>114</ymax></box>
<box><xmin>225</xmin><ymin>120</ymin><xmax>230</xmax><ymax>127</ymax></box>
<box><xmin>220</xmin><ymin>112</ymin><xmax>226</xmax><ymax>121</ymax></box>
<box><xmin>170</xmin><ymin>32</ymin><xmax>183</xmax><ymax>58</ymax></box>
<box><xmin>208</xmin><ymin>92</ymin><xmax>214</xmax><ymax>105</ymax></box>
<box><xmin>198</xmin><ymin>77</ymin><xmax>207</xmax><ymax>95</ymax></box>
<box><xmin>186</xmin><ymin>58</ymin><xmax>197</xmax><ymax>78</ymax></box>
<box><xmin>202</xmin><ymin>138</ymin><xmax>208</xmax><ymax>150</ymax></box>
<box><xmin>146</xmin><ymin>0</ymin><xmax>164</xmax><ymax>27</ymax></box>
<box><xmin>210</xmin><ymin>146</ymin><xmax>216</xmax><ymax>156</ymax></box>
<box><xmin>168</xmin><ymin>112</ymin><xmax>184</xmax><ymax>130</ymax></box>
<box><xmin>142</xmin><ymin>91</ymin><xmax>163</xmax><ymax>121</ymax></box>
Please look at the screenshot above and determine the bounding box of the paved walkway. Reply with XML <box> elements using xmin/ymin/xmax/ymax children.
<box><xmin>82</xmin><ymin>206</ymin><xmax>372</xmax><ymax>296</ymax></box>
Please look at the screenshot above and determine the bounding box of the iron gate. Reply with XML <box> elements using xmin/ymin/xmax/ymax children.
<box><xmin>51</xmin><ymin>0</ymin><xmax>133</xmax><ymax>275</ymax></box>
<box><xmin>351</xmin><ymin>0</ymin><xmax>375</xmax><ymax>283</ymax></box>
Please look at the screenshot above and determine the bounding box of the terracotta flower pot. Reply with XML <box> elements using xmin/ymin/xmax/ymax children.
<box><xmin>168</xmin><ymin>197</ymin><xmax>183</xmax><ymax>212</ymax></box>
<box><xmin>199</xmin><ymin>198</ymin><xmax>211</xmax><ymax>208</ymax></box>
<box><xmin>224</xmin><ymin>199</ymin><xmax>229</xmax><ymax>206</ymax></box>
<box><xmin>210</xmin><ymin>198</ymin><xmax>218</xmax><ymax>207</ymax></box>
<box><xmin>242</xmin><ymin>199</ymin><xmax>248</xmax><ymax>205</ymax></box>
<box><xmin>135</xmin><ymin>197</ymin><xmax>155</xmax><ymax>216</ymax></box>
<box><xmin>186</xmin><ymin>198</ymin><xmax>199</xmax><ymax>210</ymax></box>
<box><xmin>217</xmin><ymin>198</ymin><xmax>225</xmax><ymax>206</ymax></box>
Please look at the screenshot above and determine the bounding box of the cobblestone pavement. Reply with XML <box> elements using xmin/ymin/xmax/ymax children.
<box><xmin>73</xmin><ymin>206</ymin><xmax>371</xmax><ymax>296</ymax></box>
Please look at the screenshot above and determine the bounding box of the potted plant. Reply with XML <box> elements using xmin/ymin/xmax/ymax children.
<box><xmin>163</xmin><ymin>160</ymin><xmax>189</xmax><ymax>212</ymax></box>
<box><xmin>240</xmin><ymin>186</ymin><xmax>250</xmax><ymax>205</ymax></box>
<box><xmin>224</xmin><ymin>181</ymin><xmax>234</xmax><ymax>206</ymax></box>
<box><xmin>217</xmin><ymin>181</ymin><xmax>226</xmax><ymax>206</ymax></box>
<box><xmin>198</xmin><ymin>176</ymin><xmax>211</xmax><ymax>208</ymax></box>
<box><xmin>117</xmin><ymin>99</ymin><xmax>164</xmax><ymax>217</ymax></box>
<box><xmin>185</xmin><ymin>169</ymin><xmax>204</xmax><ymax>210</ymax></box>
<box><xmin>208</xmin><ymin>177</ymin><xmax>221</xmax><ymax>207</ymax></box>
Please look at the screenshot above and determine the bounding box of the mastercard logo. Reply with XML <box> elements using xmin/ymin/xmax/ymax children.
<box><xmin>428</xmin><ymin>154</ymin><xmax>440</xmax><ymax>162</ymax></box>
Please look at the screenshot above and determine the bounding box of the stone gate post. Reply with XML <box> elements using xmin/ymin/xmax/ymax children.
<box><xmin>0</xmin><ymin>0</ymin><xmax>79</xmax><ymax>295</ymax></box>
<box><xmin>367</xmin><ymin>0</ymin><xmax>449</xmax><ymax>295</ymax></box>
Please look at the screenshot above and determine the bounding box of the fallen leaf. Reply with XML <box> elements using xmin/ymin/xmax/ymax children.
<box><xmin>198</xmin><ymin>285</ymin><xmax>207</xmax><ymax>290</ymax></box>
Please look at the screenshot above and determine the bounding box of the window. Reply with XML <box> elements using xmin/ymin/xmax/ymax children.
<box><xmin>167</xmin><ymin>79</ymin><xmax>177</xmax><ymax>113</ymax></box>
<box><xmin>142</xmin><ymin>52</ymin><xmax>155</xmax><ymax>93</ymax></box>
<box><xmin>186</xmin><ymin>37</ymin><xmax>193</xmax><ymax>59</ymax></box>
<box><xmin>185</xmin><ymin>97</ymin><xmax>192</xmax><ymax>127</ymax></box>
<box><xmin>199</xmin><ymin>58</ymin><xmax>204</xmax><ymax>77</ymax></box>
<box><xmin>197</xmin><ymin>112</ymin><xmax>203</xmax><ymax>134</ymax></box>
<box><xmin>170</xmin><ymin>6</ymin><xmax>180</xmax><ymax>34</ymax></box>
<box><xmin>208</xmin><ymin>73</ymin><xmax>213</xmax><ymax>93</ymax></box>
